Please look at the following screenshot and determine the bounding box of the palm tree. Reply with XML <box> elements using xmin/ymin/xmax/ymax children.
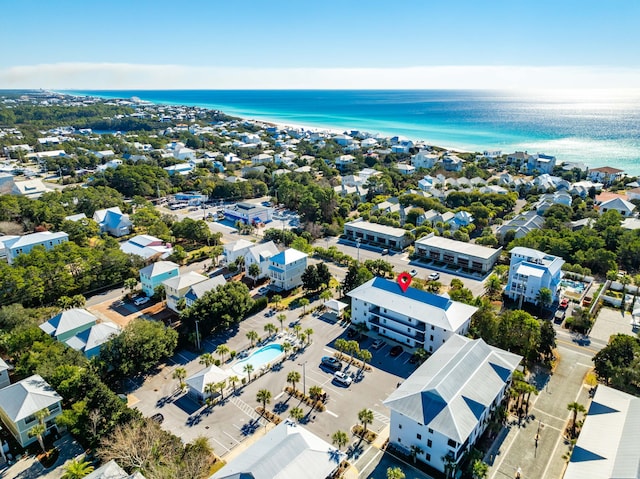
<box><xmin>358</xmin><ymin>408</ymin><xmax>374</xmax><ymax>433</ymax></box>
<box><xmin>246</xmin><ymin>330</ymin><xmax>259</xmax><ymax>347</ymax></box>
<box><xmin>334</xmin><ymin>338</ymin><xmax>348</xmax><ymax>357</ymax></box>
<box><xmin>282</xmin><ymin>341</ymin><xmax>292</xmax><ymax>357</ymax></box>
<box><xmin>320</xmin><ymin>289</ymin><xmax>333</xmax><ymax>302</ymax></box>
<box><xmin>332</xmin><ymin>430</ymin><xmax>349</xmax><ymax>450</ymax></box>
<box><xmin>567</xmin><ymin>401</ymin><xmax>586</xmax><ymax>437</ymax></box>
<box><xmin>309</xmin><ymin>385</ymin><xmax>323</xmax><ymax>401</ymax></box>
<box><xmin>289</xmin><ymin>406</ymin><xmax>304</xmax><ymax>422</ymax></box>
<box><xmin>485</xmin><ymin>274</ymin><xmax>502</xmax><ymax>298</ymax></box>
<box><xmin>244</xmin><ymin>363</ymin><xmax>254</xmax><ymax>382</ymax></box>
<box><xmin>272</xmin><ymin>294</ymin><xmax>282</xmax><ymax>309</ymax></box>
<box><xmin>204</xmin><ymin>382</ymin><xmax>217</xmax><ymax>404</ymax></box>
<box><xmin>472</xmin><ymin>459</ymin><xmax>489</xmax><ymax>479</ymax></box>
<box><xmin>216</xmin><ymin>344</ymin><xmax>230</xmax><ymax>363</ymax></box>
<box><xmin>346</xmin><ymin>340</ymin><xmax>360</xmax><ymax>364</ymax></box>
<box><xmin>264</xmin><ymin>323</ymin><xmax>277</xmax><ymax>336</ymax></box>
<box><xmin>386</xmin><ymin>467</ymin><xmax>406</xmax><ymax>479</ymax></box>
<box><xmin>304</xmin><ymin>328</ymin><xmax>314</xmax><ymax>345</ymax></box>
<box><xmin>427</xmin><ymin>280</ymin><xmax>442</xmax><ymax>293</ymax></box>
<box><xmin>299</xmin><ymin>332</ymin><xmax>307</xmax><ymax>345</ymax></box>
<box><xmin>228</xmin><ymin>375</ymin><xmax>239</xmax><ymax>393</ymax></box>
<box><xmin>536</xmin><ymin>287</ymin><xmax>553</xmax><ymax>314</ymax></box>
<box><xmin>199</xmin><ymin>353</ymin><xmax>215</xmax><ymax>367</ymax></box>
<box><xmin>277</xmin><ymin>313</ymin><xmax>287</xmax><ymax>331</ymax></box>
<box><xmin>293</xmin><ymin>324</ymin><xmax>302</xmax><ymax>339</ymax></box>
<box><xmin>215</xmin><ymin>380</ymin><xmax>227</xmax><ymax>400</ymax></box>
<box><xmin>124</xmin><ymin>278</ymin><xmax>138</xmax><ymax>297</ymax></box>
<box><xmin>300</xmin><ymin>298</ymin><xmax>310</xmax><ymax>315</ymax></box>
<box><xmin>62</xmin><ymin>458</ymin><xmax>95</xmax><ymax>479</ymax></box>
<box><xmin>248</xmin><ymin>263</ymin><xmax>261</xmax><ymax>285</ymax></box>
<box><xmin>358</xmin><ymin>349</ymin><xmax>372</xmax><ymax>370</ymax></box>
<box><xmin>173</xmin><ymin>367</ymin><xmax>187</xmax><ymax>391</ymax></box>
<box><xmin>287</xmin><ymin>370</ymin><xmax>301</xmax><ymax>393</ymax></box>
<box><xmin>29</xmin><ymin>422</ymin><xmax>47</xmax><ymax>453</ymax></box>
<box><xmin>256</xmin><ymin>389</ymin><xmax>271</xmax><ymax>412</ymax></box>
<box><xmin>410</xmin><ymin>445</ymin><xmax>423</xmax><ymax>464</ymax></box>
<box><xmin>442</xmin><ymin>455</ymin><xmax>457</xmax><ymax>479</ymax></box>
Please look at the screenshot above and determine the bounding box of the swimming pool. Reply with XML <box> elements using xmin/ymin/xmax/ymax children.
<box><xmin>232</xmin><ymin>344</ymin><xmax>284</xmax><ymax>374</ymax></box>
<box><xmin>560</xmin><ymin>279</ymin><xmax>587</xmax><ymax>293</ymax></box>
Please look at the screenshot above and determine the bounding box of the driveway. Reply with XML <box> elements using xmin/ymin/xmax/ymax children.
<box><xmin>590</xmin><ymin>306</ymin><xmax>637</xmax><ymax>344</ymax></box>
<box><xmin>1</xmin><ymin>434</ymin><xmax>84</xmax><ymax>479</ymax></box>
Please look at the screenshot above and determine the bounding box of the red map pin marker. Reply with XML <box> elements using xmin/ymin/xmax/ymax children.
<box><xmin>397</xmin><ymin>272</ymin><xmax>412</xmax><ymax>293</ymax></box>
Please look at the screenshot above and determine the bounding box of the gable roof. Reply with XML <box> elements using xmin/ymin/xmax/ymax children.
<box><xmin>162</xmin><ymin>271</ymin><xmax>207</xmax><ymax>291</ymax></box>
<box><xmin>270</xmin><ymin>248</ymin><xmax>308</xmax><ymax>265</ymax></box>
<box><xmin>0</xmin><ymin>374</ymin><xmax>61</xmax><ymax>422</ymax></box>
<box><xmin>211</xmin><ymin>421</ymin><xmax>342</xmax><ymax>479</ymax></box>
<box><xmin>564</xmin><ymin>385</ymin><xmax>640</xmax><ymax>479</ymax></box>
<box><xmin>599</xmin><ymin>197</ymin><xmax>636</xmax><ymax>213</ymax></box>
<box><xmin>185</xmin><ymin>365</ymin><xmax>229</xmax><ymax>393</ymax></box>
<box><xmin>39</xmin><ymin>308</ymin><xmax>97</xmax><ymax>338</ymax></box>
<box><xmin>85</xmin><ymin>460</ymin><xmax>147</xmax><ymax>479</ymax></box>
<box><xmin>225</xmin><ymin>239</ymin><xmax>254</xmax><ymax>253</ymax></box>
<box><xmin>64</xmin><ymin>322</ymin><xmax>121</xmax><ymax>355</ymax></box>
<box><xmin>384</xmin><ymin>336</ymin><xmax>521</xmax><ymax>443</ymax></box>
<box><xmin>185</xmin><ymin>276</ymin><xmax>227</xmax><ymax>302</ymax></box>
<box><xmin>139</xmin><ymin>261</ymin><xmax>180</xmax><ymax>278</ymax></box>
<box><xmin>348</xmin><ymin>277</ymin><xmax>477</xmax><ymax>332</ymax></box>
<box><xmin>3</xmin><ymin>231</ymin><xmax>69</xmax><ymax>250</ymax></box>
<box><xmin>246</xmin><ymin>241</ymin><xmax>279</xmax><ymax>263</ymax></box>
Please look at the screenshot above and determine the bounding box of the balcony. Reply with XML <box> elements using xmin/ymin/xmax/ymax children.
<box><xmin>368</xmin><ymin>315</ymin><xmax>425</xmax><ymax>344</ymax></box>
<box><xmin>370</xmin><ymin>307</ymin><xmax>426</xmax><ymax>332</ymax></box>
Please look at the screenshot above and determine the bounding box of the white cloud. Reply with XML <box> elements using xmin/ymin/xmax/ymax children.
<box><xmin>2</xmin><ymin>62</ymin><xmax>640</xmax><ymax>90</ymax></box>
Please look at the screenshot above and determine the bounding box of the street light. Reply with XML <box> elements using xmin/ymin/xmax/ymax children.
<box><xmin>356</xmin><ymin>238</ymin><xmax>361</xmax><ymax>263</ymax></box>
<box><xmin>195</xmin><ymin>319</ymin><xmax>201</xmax><ymax>351</ymax></box>
<box><xmin>298</xmin><ymin>361</ymin><xmax>307</xmax><ymax>396</ymax></box>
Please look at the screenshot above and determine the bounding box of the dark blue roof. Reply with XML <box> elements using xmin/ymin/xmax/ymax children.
<box><xmin>371</xmin><ymin>277</ymin><xmax>452</xmax><ymax>310</ymax></box>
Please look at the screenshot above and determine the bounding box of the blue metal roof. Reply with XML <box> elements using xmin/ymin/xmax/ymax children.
<box><xmin>371</xmin><ymin>277</ymin><xmax>452</xmax><ymax>310</ymax></box>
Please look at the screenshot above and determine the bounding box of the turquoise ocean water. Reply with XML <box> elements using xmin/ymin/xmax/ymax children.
<box><xmin>66</xmin><ymin>89</ymin><xmax>640</xmax><ymax>175</ymax></box>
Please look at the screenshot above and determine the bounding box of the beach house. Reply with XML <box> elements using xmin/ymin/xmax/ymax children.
<box><xmin>93</xmin><ymin>207</ymin><xmax>132</xmax><ymax>237</ymax></box>
<box><xmin>139</xmin><ymin>260</ymin><xmax>180</xmax><ymax>297</ymax></box>
<box><xmin>268</xmin><ymin>248</ymin><xmax>308</xmax><ymax>291</ymax></box>
<box><xmin>163</xmin><ymin>272</ymin><xmax>208</xmax><ymax>312</ymax></box>
<box><xmin>3</xmin><ymin>231</ymin><xmax>69</xmax><ymax>265</ymax></box>
<box><xmin>505</xmin><ymin>247</ymin><xmax>564</xmax><ymax>305</ymax></box>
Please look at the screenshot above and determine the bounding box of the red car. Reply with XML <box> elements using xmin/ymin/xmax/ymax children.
<box><xmin>559</xmin><ymin>298</ymin><xmax>569</xmax><ymax>309</ymax></box>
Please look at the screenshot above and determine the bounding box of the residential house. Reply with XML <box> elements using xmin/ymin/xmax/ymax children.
<box><xmin>441</xmin><ymin>154</ymin><xmax>465</xmax><ymax>172</ymax></box>
<box><xmin>65</xmin><ymin>322</ymin><xmax>121</xmax><ymax>359</ymax></box>
<box><xmin>525</xmin><ymin>153</ymin><xmax>556</xmax><ymax>174</ymax></box>
<box><xmin>564</xmin><ymin>385</ymin><xmax>640</xmax><ymax>479</ymax></box>
<box><xmin>185</xmin><ymin>365</ymin><xmax>229</xmax><ymax>403</ymax></box>
<box><xmin>0</xmin><ymin>235</ymin><xmax>19</xmax><ymax>261</ymax></box>
<box><xmin>120</xmin><ymin>235</ymin><xmax>173</xmax><ymax>261</ymax></box>
<box><xmin>626</xmin><ymin>187</ymin><xmax>640</xmax><ymax>202</ymax></box>
<box><xmin>223</xmin><ymin>239</ymin><xmax>254</xmax><ymax>265</ymax></box>
<box><xmin>569</xmin><ymin>180</ymin><xmax>602</xmax><ymax>198</ymax></box>
<box><xmin>251</xmin><ymin>153</ymin><xmax>274</xmax><ymax>165</ymax></box>
<box><xmin>163</xmin><ymin>163</ymin><xmax>194</xmax><ymax>176</ymax></box>
<box><xmin>395</xmin><ymin>163</ymin><xmax>416</xmax><ymax>175</ymax></box>
<box><xmin>496</xmin><ymin>211</ymin><xmax>545</xmax><ymax>241</ymax></box>
<box><xmin>0</xmin><ymin>375</ymin><xmax>62</xmax><ymax>447</ymax></box>
<box><xmin>139</xmin><ymin>261</ymin><xmax>180</xmax><ymax>297</ymax></box>
<box><xmin>344</xmin><ymin>219</ymin><xmax>413</xmax><ymax>250</ymax></box>
<box><xmin>534</xmin><ymin>191</ymin><xmax>573</xmax><ymax>214</ymax></box>
<box><xmin>11</xmin><ymin>178</ymin><xmax>49</xmax><ymax>198</ymax></box>
<box><xmin>480</xmin><ymin>185</ymin><xmax>508</xmax><ymax>195</ymax></box>
<box><xmin>418</xmin><ymin>175</ymin><xmax>434</xmax><ymax>191</ymax></box>
<box><xmin>39</xmin><ymin>308</ymin><xmax>98</xmax><ymax>342</ymax></box>
<box><xmin>163</xmin><ymin>272</ymin><xmax>208</xmax><ymax>312</ymax></box>
<box><xmin>0</xmin><ymin>358</ymin><xmax>10</xmax><ymax>389</ymax></box>
<box><xmin>598</xmin><ymin>197</ymin><xmax>636</xmax><ymax>217</ymax></box>
<box><xmin>588</xmin><ymin>166</ymin><xmax>625</xmax><ymax>185</ymax></box>
<box><xmin>505</xmin><ymin>247</ymin><xmax>564</xmax><ymax>305</ymax></box>
<box><xmin>3</xmin><ymin>231</ymin><xmax>69</xmax><ymax>265</ymax></box>
<box><xmin>268</xmin><ymin>248</ymin><xmax>308</xmax><ymax>291</ymax></box>
<box><xmin>412</xmin><ymin>150</ymin><xmax>440</xmax><ymax>169</ymax></box>
<box><xmin>335</xmin><ymin>155</ymin><xmax>356</xmax><ymax>170</ymax></box>
<box><xmin>211</xmin><ymin>420</ymin><xmax>343</xmax><ymax>479</ymax></box>
<box><xmin>245</xmin><ymin>241</ymin><xmax>279</xmax><ymax>280</ymax></box>
<box><xmin>184</xmin><ymin>275</ymin><xmax>227</xmax><ymax>308</ymax></box>
<box><xmin>173</xmin><ymin>146</ymin><xmax>196</xmax><ymax>161</ymax></box>
<box><xmin>448</xmin><ymin>211</ymin><xmax>474</xmax><ymax>231</ymax></box>
<box><xmin>348</xmin><ymin>277</ymin><xmax>478</xmax><ymax>352</ymax></box>
<box><xmin>506</xmin><ymin>151</ymin><xmax>534</xmax><ymax>166</ymax></box>
<box><xmin>414</xmin><ymin>234</ymin><xmax>502</xmax><ymax>274</ymax></box>
<box><xmin>96</xmin><ymin>159</ymin><xmax>123</xmax><ymax>172</ymax></box>
<box><xmin>93</xmin><ymin>207</ymin><xmax>132</xmax><ymax>237</ymax></box>
<box><xmin>384</xmin><ymin>336</ymin><xmax>521</xmax><ymax>474</ymax></box>
<box><xmin>333</xmin><ymin>134</ymin><xmax>354</xmax><ymax>146</ymax></box>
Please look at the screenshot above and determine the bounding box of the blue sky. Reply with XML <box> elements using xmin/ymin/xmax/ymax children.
<box><xmin>2</xmin><ymin>0</ymin><xmax>639</xmax><ymax>89</ymax></box>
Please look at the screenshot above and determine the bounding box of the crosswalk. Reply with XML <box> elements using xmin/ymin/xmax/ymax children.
<box><xmin>373</xmin><ymin>410</ymin><xmax>390</xmax><ymax>425</ymax></box>
<box><xmin>229</xmin><ymin>396</ymin><xmax>264</xmax><ymax>423</ymax></box>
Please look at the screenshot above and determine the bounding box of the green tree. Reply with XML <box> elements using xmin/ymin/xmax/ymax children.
<box><xmin>485</xmin><ymin>274</ymin><xmax>502</xmax><ymax>298</ymax></box>
<box><xmin>539</xmin><ymin>320</ymin><xmax>557</xmax><ymax>361</ymax></box>
<box><xmin>331</xmin><ymin>430</ymin><xmax>349</xmax><ymax>450</ymax></box>
<box><xmin>199</xmin><ymin>353</ymin><xmax>215</xmax><ymax>367</ymax></box>
<box><xmin>272</xmin><ymin>294</ymin><xmax>282</xmax><ymax>308</ymax></box>
<box><xmin>62</xmin><ymin>458</ymin><xmax>95</xmax><ymax>479</ymax></box>
<box><xmin>304</xmin><ymin>328</ymin><xmax>314</xmax><ymax>345</ymax></box>
<box><xmin>386</xmin><ymin>466</ymin><xmax>405</xmax><ymax>479</ymax></box>
<box><xmin>124</xmin><ymin>277</ymin><xmax>138</xmax><ymax>296</ymax></box>
<box><xmin>287</xmin><ymin>370</ymin><xmax>301</xmax><ymax>393</ymax></box>
<box><xmin>246</xmin><ymin>330</ymin><xmax>259</xmax><ymax>347</ymax></box>
<box><xmin>567</xmin><ymin>402</ymin><xmax>586</xmax><ymax>438</ymax></box>
<box><xmin>264</xmin><ymin>323</ymin><xmax>277</xmax><ymax>336</ymax></box>
<box><xmin>289</xmin><ymin>406</ymin><xmax>304</xmax><ymax>422</ymax></box>
<box><xmin>248</xmin><ymin>263</ymin><xmax>261</xmax><ymax>285</ymax></box>
<box><xmin>256</xmin><ymin>389</ymin><xmax>271</xmax><ymax>411</ymax></box>
<box><xmin>320</xmin><ymin>289</ymin><xmax>333</xmax><ymax>302</ymax></box>
<box><xmin>472</xmin><ymin>459</ymin><xmax>489</xmax><ymax>479</ymax></box>
<box><xmin>215</xmin><ymin>380</ymin><xmax>227</xmax><ymax>400</ymax></box>
<box><xmin>216</xmin><ymin>344</ymin><xmax>230</xmax><ymax>363</ymax></box>
<box><xmin>358</xmin><ymin>408</ymin><xmax>374</xmax><ymax>433</ymax></box>
<box><xmin>410</xmin><ymin>445</ymin><xmax>423</xmax><ymax>464</ymax></box>
<box><xmin>282</xmin><ymin>341</ymin><xmax>293</xmax><ymax>357</ymax></box>
<box><xmin>244</xmin><ymin>363</ymin><xmax>254</xmax><ymax>382</ymax></box>
<box><xmin>358</xmin><ymin>349</ymin><xmax>372</xmax><ymax>370</ymax></box>
<box><xmin>228</xmin><ymin>375</ymin><xmax>239</xmax><ymax>393</ymax></box>
<box><xmin>204</xmin><ymin>383</ymin><xmax>217</xmax><ymax>406</ymax></box>
<box><xmin>277</xmin><ymin>313</ymin><xmax>287</xmax><ymax>331</ymax></box>
<box><xmin>299</xmin><ymin>298</ymin><xmax>310</xmax><ymax>315</ymax></box>
<box><xmin>536</xmin><ymin>287</ymin><xmax>553</xmax><ymax>314</ymax></box>
<box><xmin>29</xmin><ymin>407</ymin><xmax>51</xmax><ymax>453</ymax></box>
<box><xmin>342</xmin><ymin>264</ymin><xmax>374</xmax><ymax>293</ymax></box>
<box><xmin>173</xmin><ymin>367</ymin><xmax>187</xmax><ymax>391</ymax></box>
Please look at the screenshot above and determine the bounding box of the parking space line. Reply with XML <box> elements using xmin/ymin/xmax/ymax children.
<box><xmin>326</xmin><ymin>410</ymin><xmax>339</xmax><ymax>418</ymax></box>
<box><xmin>274</xmin><ymin>392</ymin><xmax>284</xmax><ymax>400</ymax></box>
<box><xmin>210</xmin><ymin>436</ymin><xmax>230</xmax><ymax>455</ymax></box>
<box><xmin>361</xmin><ymin>448</ymin><xmax>383</xmax><ymax>475</ymax></box>
<box><xmin>223</xmin><ymin>431</ymin><xmax>241</xmax><ymax>445</ymax></box>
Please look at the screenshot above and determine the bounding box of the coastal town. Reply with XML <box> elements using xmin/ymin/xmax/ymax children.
<box><xmin>1</xmin><ymin>90</ymin><xmax>640</xmax><ymax>479</ymax></box>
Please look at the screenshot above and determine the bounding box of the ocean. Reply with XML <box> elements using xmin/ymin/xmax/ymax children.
<box><xmin>66</xmin><ymin>89</ymin><xmax>640</xmax><ymax>175</ymax></box>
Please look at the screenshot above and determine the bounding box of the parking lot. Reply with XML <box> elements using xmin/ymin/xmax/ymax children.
<box><xmin>125</xmin><ymin>303</ymin><xmax>420</xmax><ymax>458</ymax></box>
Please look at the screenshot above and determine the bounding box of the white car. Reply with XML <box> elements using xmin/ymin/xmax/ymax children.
<box><xmin>333</xmin><ymin>371</ymin><xmax>352</xmax><ymax>386</ymax></box>
<box><xmin>428</xmin><ymin>272</ymin><xmax>440</xmax><ymax>281</ymax></box>
<box><xmin>134</xmin><ymin>296</ymin><xmax>150</xmax><ymax>306</ymax></box>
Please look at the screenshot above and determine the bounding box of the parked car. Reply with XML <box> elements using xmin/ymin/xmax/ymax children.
<box><xmin>559</xmin><ymin>297</ymin><xmax>569</xmax><ymax>309</ymax></box>
<box><xmin>151</xmin><ymin>413</ymin><xmax>164</xmax><ymax>424</ymax></box>
<box><xmin>333</xmin><ymin>371</ymin><xmax>352</xmax><ymax>386</ymax></box>
<box><xmin>410</xmin><ymin>269</ymin><xmax>418</xmax><ymax>277</ymax></box>
<box><xmin>321</xmin><ymin>356</ymin><xmax>343</xmax><ymax>371</ymax></box>
<box><xmin>134</xmin><ymin>296</ymin><xmax>150</xmax><ymax>306</ymax></box>
<box><xmin>265</xmin><ymin>309</ymin><xmax>276</xmax><ymax>317</ymax></box>
<box><xmin>381</xmin><ymin>249</ymin><xmax>389</xmax><ymax>255</ymax></box>
<box><xmin>389</xmin><ymin>345</ymin><xmax>403</xmax><ymax>357</ymax></box>
<box><xmin>258</xmin><ymin>286</ymin><xmax>270</xmax><ymax>295</ymax></box>
<box><xmin>428</xmin><ymin>272</ymin><xmax>440</xmax><ymax>281</ymax></box>
<box><xmin>371</xmin><ymin>338</ymin><xmax>386</xmax><ymax>350</ymax></box>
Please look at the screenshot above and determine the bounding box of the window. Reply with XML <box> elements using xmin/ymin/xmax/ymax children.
<box><xmin>416</xmin><ymin>433</ymin><xmax>421</xmax><ymax>440</ymax></box>
<box><xmin>398</xmin><ymin>437</ymin><xmax>402</xmax><ymax>443</ymax></box>
<box><xmin>428</xmin><ymin>428</ymin><xmax>433</xmax><ymax>434</ymax></box>
<box><xmin>399</xmin><ymin>424</ymin><xmax>402</xmax><ymax>429</ymax></box>
<box><xmin>431</xmin><ymin>325</ymin><xmax>435</xmax><ymax>330</ymax></box>
<box><xmin>430</xmin><ymin>335</ymin><xmax>434</xmax><ymax>341</ymax></box>
<box><xmin>448</xmin><ymin>439</ymin><xmax>458</xmax><ymax>448</ymax></box>
<box><xmin>426</xmin><ymin>453</ymin><xmax>431</xmax><ymax>461</ymax></box>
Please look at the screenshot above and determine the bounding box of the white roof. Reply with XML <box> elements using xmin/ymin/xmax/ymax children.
<box><xmin>0</xmin><ymin>374</ymin><xmax>61</xmax><ymax>422</ymax></box>
<box><xmin>415</xmin><ymin>235</ymin><xmax>501</xmax><ymax>260</ymax></box>
<box><xmin>516</xmin><ymin>264</ymin><xmax>545</xmax><ymax>278</ymax></box>
<box><xmin>384</xmin><ymin>336</ymin><xmax>521</xmax><ymax>443</ymax></box>
<box><xmin>39</xmin><ymin>308</ymin><xmax>97</xmax><ymax>338</ymax></box>
<box><xmin>247</xmin><ymin>241</ymin><xmax>279</xmax><ymax>263</ymax></box>
<box><xmin>211</xmin><ymin>421</ymin><xmax>342</xmax><ymax>479</ymax></box>
<box><xmin>600</xmin><ymin>197</ymin><xmax>636</xmax><ymax>213</ymax></box>
<box><xmin>139</xmin><ymin>261</ymin><xmax>179</xmax><ymax>278</ymax></box>
<box><xmin>345</xmin><ymin>220</ymin><xmax>408</xmax><ymax>239</ymax></box>
<box><xmin>225</xmin><ymin>239</ymin><xmax>254</xmax><ymax>253</ymax></box>
<box><xmin>348</xmin><ymin>277</ymin><xmax>477</xmax><ymax>332</ymax></box>
<box><xmin>185</xmin><ymin>365</ymin><xmax>229</xmax><ymax>393</ymax></box>
<box><xmin>270</xmin><ymin>248</ymin><xmax>308</xmax><ymax>265</ymax></box>
<box><xmin>564</xmin><ymin>385</ymin><xmax>640</xmax><ymax>479</ymax></box>
<box><xmin>85</xmin><ymin>460</ymin><xmax>147</xmax><ymax>479</ymax></box>
<box><xmin>162</xmin><ymin>271</ymin><xmax>207</xmax><ymax>290</ymax></box>
<box><xmin>4</xmin><ymin>231</ymin><xmax>68</xmax><ymax>250</ymax></box>
<box><xmin>12</xmin><ymin>178</ymin><xmax>48</xmax><ymax>196</ymax></box>
<box><xmin>64</xmin><ymin>322</ymin><xmax>121</xmax><ymax>354</ymax></box>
